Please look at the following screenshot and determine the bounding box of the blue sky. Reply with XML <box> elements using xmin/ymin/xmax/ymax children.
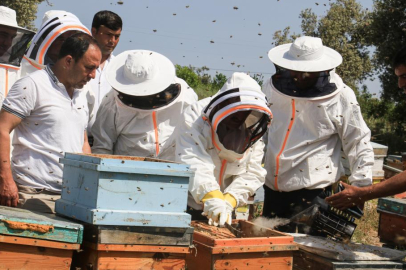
<box><xmin>35</xmin><ymin>0</ymin><xmax>378</xmax><ymax>94</ymax></box>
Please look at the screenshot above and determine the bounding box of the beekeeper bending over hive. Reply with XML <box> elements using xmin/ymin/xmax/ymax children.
<box><xmin>175</xmin><ymin>72</ymin><xmax>273</xmax><ymax>227</ymax></box>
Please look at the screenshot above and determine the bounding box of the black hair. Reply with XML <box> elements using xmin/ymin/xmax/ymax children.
<box><xmin>58</xmin><ymin>33</ymin><xmax>100</xmax><ymax>62</ymax></box>
<box><xmin>393</xmin><ymin>46</ymin><xmax>406</xmax><ymax>69</ymax></box>
<box><xmin>92</xmin><ymin>10</ymin><xmax>122</xmax><ymax>31</ymax></box>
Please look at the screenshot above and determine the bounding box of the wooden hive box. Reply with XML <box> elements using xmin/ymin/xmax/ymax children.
<box><xmin>71</xmin><ymin>223</ymin><xmax>193</xmax><ymax>270</ymax></box>
<box><xmin>186</xmin><ymin>220</ymin><xmax>297</xmax><ymax>270</ymax></box>
<box><xmin>0</xmin><ymin>206</ymin><xmax>83</xmax><ymax>270</ymax></box>
<box><xmin>377</xmin><ymin>197</ymin><xmax>406</xmax><ymax>247</ymax></box>
<box><xmin>56</xmin><ymin>153</ymin><xmax>193</xmax><ymax>228</ymax></box>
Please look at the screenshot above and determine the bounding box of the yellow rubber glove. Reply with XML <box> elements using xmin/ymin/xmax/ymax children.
<box><xmin>201</xmin><ymin>190</ymin><xmax>224</xmax><ymax>202</ymax></box>
<box><xmin>201</xmin><ymin>190</ymin><xmax>226</xmax><ymax>226</ymax></box>
<box><xmin>224</xmin><ymin>193</ymin><xmax>237</xmax><ymax>208</ymax></box>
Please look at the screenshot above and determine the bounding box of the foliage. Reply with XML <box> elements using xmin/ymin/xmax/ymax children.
<box><xmin>175</xmin><ymin>65</ymin><xmax>264</xmax><ymax>100</ymax></box>
<box><xmin>0</xmin><ymin>0</ymin><xmax>48</xmax><ymax>30</ymax></box>
<box><xmin>273</xmin><ymin>0</ymin><xmax>373</xmax><ymax>94</ymax></box>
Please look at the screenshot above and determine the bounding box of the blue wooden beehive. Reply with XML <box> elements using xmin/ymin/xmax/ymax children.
<box><xmin>55</xmin><ymin>153</ymin><xmax>193</xmax><ymax>228</ymax></box>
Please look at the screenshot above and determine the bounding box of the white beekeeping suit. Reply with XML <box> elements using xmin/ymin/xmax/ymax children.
<box><xmin>0</xmin><ymin>6</ymin><xmax>34</xmax><ymax>107</ymax></box>
<box><xmin>20</xmin><ymin>10</ymin><xmax>90</xmax><ymax>76</ymax></box>
<box><xmin>91</xmin><ymin>50</ymin><xmax>198</xmax><ymax>160</ymax></box>
<box><xmin>261</xmin><ymin>36</ymin><xmax>374</xmax><ymax>224</ymax></box>
<box><xmin>175</xmin><ymin>72</ymin><xmax>273</xmax><ymax>226</ymax></box>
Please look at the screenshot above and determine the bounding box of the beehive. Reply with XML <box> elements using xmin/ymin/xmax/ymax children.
<box><xmin>56</xmin><ymin>153</ymin><xmax>193</xmax><ymax>228</ymax></box>
<box><xmin>186</xmin><ymin>220</ymin><xmax>297</xmax><ymax>270</ymax></box>
<box><xmin>0</xmin><ymin>206</ymin><xmax>83</xmax><ymax>270</ymax></box>
<box><xmin>377</xmin><ymin>197</ymin><xmax>406</xmax><ymax>247</ymax></box>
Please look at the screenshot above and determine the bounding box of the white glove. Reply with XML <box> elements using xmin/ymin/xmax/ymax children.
<box><xmin>202</xmin><ymin>198</ymin><xmax>229</xmax><ymax>227</ymax></box>
<box><xmin>224</xmin><ymin>200</ymin><xmax>234</xmax><ymax>226</ymax></box>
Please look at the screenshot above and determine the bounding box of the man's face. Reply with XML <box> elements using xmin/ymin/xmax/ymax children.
<box><xmin>0</xmin><ymin>25</ymin><xmax>17</xmax><ymax>57</ymax></box>
<box><xmin>47</xmin><ymin>30</ymin><xmax>78</xmax><ymax>63</ymax></box>
<box><xmin>289</xmin><ymin>70</ymin><xmax>321</xmax><ymax>90</ymax></box>
<box><xmin>67</xmin><ymin>44</ymin><xmax>101</xmax><ymax>89</ymax></box>
<box><xmin>91</xmin><ymin>25</ymin><xmax>121</xmax><ymax>56</ymax></box>
<box><xmin>395</xmin><ymin>64</ymin><xmax>406</xmax><ymax>94</ymax></box>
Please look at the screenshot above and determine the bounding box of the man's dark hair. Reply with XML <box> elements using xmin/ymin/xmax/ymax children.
<box><xmin>58</xmin><ymin>33</ymin><xmax>100</xmax><ymax>62</ymax></box>
<box><xmin>92</xmin><ymin>11</ymin><xmax>122</xmax><ymax>31</ymax></box>
<box><xmin>393</xmin><ymin>46</ymin><xmax>406</xmax><ymax>69</ymax></box>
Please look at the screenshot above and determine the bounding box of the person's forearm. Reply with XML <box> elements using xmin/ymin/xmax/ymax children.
<box><xmin>362</xmin><ymin>170</ymin><xmax>406</xmax><ymax>201</ymax></box>
<box><xmin>0</xmin><ymin>130</ymin><xmax>13</xmax><ymax>182</ymax></box>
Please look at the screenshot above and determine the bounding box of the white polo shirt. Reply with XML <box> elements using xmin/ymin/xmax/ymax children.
<box><xmin>88</xmin><ymin>54</ymin><xmax>114</xmax><ymax>135</ymax></box>
<box><xmin>2</xmin><ymin>66</ymin><xmax>89</xmax><ymax>193</ymax></box>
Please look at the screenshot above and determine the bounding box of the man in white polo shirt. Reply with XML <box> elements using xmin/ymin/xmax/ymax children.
<box><xmin>88</xmin><ymin>10</ymin><xmax>122</xmax><ymax>145</ymax></box>
<box><xmin>0</xmin><ymin>33</ymin><xmax>101</xmax><ymax>213</ymax></box>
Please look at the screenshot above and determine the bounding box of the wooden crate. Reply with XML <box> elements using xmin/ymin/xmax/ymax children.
<box><xmin>0</xmin><ymin>206</ymin><xmax>82</xmax><ymax>270</ymax></box>
<box><xmin>56</xmin><ymin>153</ymin><xmax>193</xmax><ymax>228</ymax></box>
<box><xmin>186</xmin><ymin>220</ymin><xmax>297</xmax><ymax>270</ymax></box>
<box><xmin>72</xmin><ymin>242</ymin><xmax>190</xmax><ymax>270</ymax></box>
<box><xmin>377</xmin><ymin>197</ymin><xmax>406</xmax><ymax>246</ymax></box>
<box><xmin>293</xmin><ymin>249</ymin><xmax>405</xmax><ymax>270</ymax></box>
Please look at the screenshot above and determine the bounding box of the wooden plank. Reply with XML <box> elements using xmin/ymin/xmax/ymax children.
<box><xmin>83</xmin><ymin>241</ymin><xmax>191</xmax><ymax>253</ymax></box>
<box><xmin>378</xmin><ymin>210</ymin><xmax>406</xmax><ymax>246</ymax></box>
<box><xmin>210</xmin><ymin>244</ymin><xmax>297</xmax><ymax>254</ymax></box>
<box><xmin>0</xmin><ymin>241</ymin><xmax>74</xmax><ymax>270</ymax></box>
<box><xmin>85</xmin><ymin>224</ymin><xmax>193</xmax><ymax>246</ymax></box>
<box><xmin>378</xmin><ymin>198</ymin><xmax>406</xmax><ymax>216</ymax></box>
<box><xmin>0</xmin><ymin>234</ymin><xmax>80</xmax><ymax>250</ymax></box>
<box><xmin>213</xmin><ymin>251</ymin><xmax>293</xmax><ymax>270</ymax></box>
<box><xmin>0</xmin><ymin>205</ymin><xmax>83</xmax><ymax>243</ymax></box>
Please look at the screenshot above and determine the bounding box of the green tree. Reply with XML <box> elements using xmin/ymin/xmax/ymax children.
<box><xmin>212</xmin><ymin>72</ymin><xmax>227</xmax><ymax>90</ymax></box>
<box><xmin>273</xmin><ymin>0</ymin><xmax>373</xmax><ymax>93</ymax></box>
<box><xmin>366</xmin><ymin>0</ymin><xmax>406</xmax><ymax>109</ymax></box>
<box><xmin>175</xmin><ymin>65</ymin><xmax>200</xmax><ymax>90</ymax></box>
<box><xmin>0</xmin><ymin>0</ymin><xmax>48</xmax><ymax>30</ymax></box>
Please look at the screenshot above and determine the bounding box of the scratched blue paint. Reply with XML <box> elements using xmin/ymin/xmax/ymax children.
<box><xmin>378</xmin><ymin>197</ymin><xmax>406</xmax><ymax>216</ymax></box>
<box><xmin>56</xmin><ymin>153</ymin><xmax>193</xmax><ymax>227</ymax></box>
<box><xmin>0</xmin><ymin>206</ymin><xmax>83</xmax><ymax>243</ymax></box>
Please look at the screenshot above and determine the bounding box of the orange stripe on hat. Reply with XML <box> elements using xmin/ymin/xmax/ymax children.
<box><xmin>212</xmin><ymin>105</ymin><xmax>273</xmax><ymax>131</ymax></box>
<box><xmin>38</xmin><ymin>25</ymin><xmax>90</xmax><ymax>65</ymax></box>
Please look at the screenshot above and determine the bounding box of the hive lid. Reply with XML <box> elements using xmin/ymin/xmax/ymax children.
<box><xmin>60</xmin><ymin>153</ymin><xmax>194</xmax><ymax>177</ymax></box>
<box><xmin>0</xmin><ymin>206</ymin><xmax>83</xmax><ymax>243</ymax></box>
<box><xmin>378</xmin><ymin>197</ymin><xmax>406</xmax><ymax>216</ymax></box>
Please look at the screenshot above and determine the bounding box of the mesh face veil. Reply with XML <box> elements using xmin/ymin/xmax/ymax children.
<box><xmin>116</xmin><ymin>83</ymin><xmax>181</xmax><ymax>110</ymax></box>
<box><xmin>204</xmin><ymin>87</ymin><xmax>272</xmax><ymax>155</ymax></box>
<box><xmin>272</xmin><ymin>65</ymin><xmax>338</xmax><ymax>98</ymax></box>
<box><xmin>0</xmin><ymin>26</ymin><xmax>34</xmax><ymax>67</ymax></box>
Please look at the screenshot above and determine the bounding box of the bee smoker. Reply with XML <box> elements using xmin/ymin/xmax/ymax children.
<box><xmin>290</xmin><ymin>183</ymin><xmax>363</xmax><ymax>242</ymax></box>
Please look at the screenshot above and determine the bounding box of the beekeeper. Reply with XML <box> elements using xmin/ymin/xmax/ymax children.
<box><xmin>261</xmin><ymin>36</ymin><xmax>374</xmax><ymax>227</ymax></box>
<box><xmin>0</xmin><ymin>6</ymin><xmax>34</xmax><ymax>107</ymax></box>
<box><xmin>175</xmin><ymin>72</ymin><xmax>273</xmax><ymax>226</ymax></box>
<box><xmin>20</xmin><ymin>10</ymin><xmax>90</xmax><ymax>77</ymax></box>
<box><xmin>91</xmin><ymin>50</ymin><xmax>198</xmax><ymax>159</ymax></box>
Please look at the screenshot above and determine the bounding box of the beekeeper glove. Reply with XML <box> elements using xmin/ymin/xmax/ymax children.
<box><xmin>224</xmin><ymin>193</ymin><xmax>237</xmax><ymax>225</ymax></box>
<box><xmin>201</xmin><ymin>190</ymin><xmax>228</xmax><ymax>226</ymax></box>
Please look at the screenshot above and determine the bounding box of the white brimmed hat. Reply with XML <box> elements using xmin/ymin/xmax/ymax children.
<box><xmin>106</xmin><ymin>50</ymin><xmax>176</xmax><ymax>96</ymax></box>
<box><xmin>268</xmin><ymin>36</ymin><xmax>343</xmax><ymax>72</ymax></box>
<box><xmin>0</xmin><ymin>6</ymin><xmax>31</xmax><ymax>32</ymax></box>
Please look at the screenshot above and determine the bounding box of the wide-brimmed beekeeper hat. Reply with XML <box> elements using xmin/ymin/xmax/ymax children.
<box><xmin>268</xmin><ymin>36</ymin><xmax>343</xmax><ymax>72</ymax></box>
<box><xmin>0</xmin><ymin>6</ymin><xmax>32</xmax><ymax>32</ymax></box>
<box><xmin>106</xmin><ymin>50</ymin><xmax>176</xmax><ymax>96</ymax></box>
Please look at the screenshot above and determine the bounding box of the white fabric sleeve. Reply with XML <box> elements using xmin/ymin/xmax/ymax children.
<box><xmin>175</xmin><ymin>105</ymin><xmax>220</xmax><ymax>205</ymax></box>
<box><xmin>330</xmin><ymin>87</ymin><xmax>374</xmax><ymax>187</ymax></box>
<box><xmin>91</xmin><ymin>92</ymin><xmax>117</xmax><ymax>154</ymax></box>
<box><xmin>224</xmin><ymin>139</ymin><xmax>266</xmax><ymax>206</ymax></box>
<box><xmin>2</xmin><ymin>76</ymin><xmax>37</xmax><ymax>118</ymax></box>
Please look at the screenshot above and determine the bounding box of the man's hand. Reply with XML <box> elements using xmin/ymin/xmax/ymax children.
<box><xmin>202</xmin><ymin>198</ymin><xmax>230</xmax><ymax>227</ymax></box>
<box><xmin>325</xmin><ymin>181</ymin><xmax>367</xmax><ymax>210</ymax></box>
<box><xmin>0</xmin><ymin>173</ymin><xmax>18</xmax><ymax>207</ymax></box>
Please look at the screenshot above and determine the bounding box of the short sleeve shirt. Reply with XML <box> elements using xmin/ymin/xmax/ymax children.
<box><xmin>2</xmin><ymin>66</ymin><xmax>89</xmax><ymax>193</ymax></box>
